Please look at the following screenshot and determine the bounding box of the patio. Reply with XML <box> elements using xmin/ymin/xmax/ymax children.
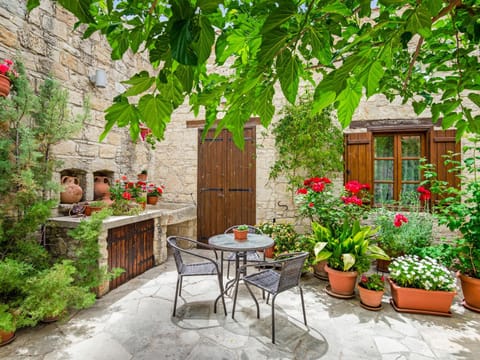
<box><xmin>1</xmin><ymin>250</ymin><xmax>479</xmax><ymax>360</ymax></box>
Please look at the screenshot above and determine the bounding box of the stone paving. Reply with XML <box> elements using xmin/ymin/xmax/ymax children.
<box><xmin>1</xmin><ymin>252</ymin><xmax>479</xmax><ymax>360</ymax></box>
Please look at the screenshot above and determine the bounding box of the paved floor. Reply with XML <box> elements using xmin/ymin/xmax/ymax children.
<box><xmin>1</xmin><ymin>252</ymin><xmax>479</xmax><ymax>360</ymax></box>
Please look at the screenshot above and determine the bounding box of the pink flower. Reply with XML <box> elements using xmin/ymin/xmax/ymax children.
<box><xmin>394</xmin><ymin>213</ymin><xmax>408</xmax><ymax>227</ymax></box>
<box><xmin>121</xmin><ymin>175</ymin><xmax>128</xmax><ymax>181</ymax></box>
<box><xmin>361</xmin><ymin>275</ymin><xmax>368</xmax><ymax>283</ymax></box>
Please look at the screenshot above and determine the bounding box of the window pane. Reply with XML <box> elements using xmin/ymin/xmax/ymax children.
<box><xmin>374</xmin><ymin>184</ymin><xmax>393</xmax><ymax>204</ymax></box>
<box><xmin>375</xmin><ymin>136</ymin><xmax>393</xmax><ymax>157</ymax></box>
<box><xmin>401</xmin><ymin>136</ymin><xmax>420</xmax><ymax>157</ymax></box>
<box><xmin>402</xmin><ymin>160</ymin><xmax>420</xmax><ymax>180</ymax></box>
<box><xmin>374</xmin><ymin>160</ymin><xmax>393</xmax><ymax>180</ymax></box>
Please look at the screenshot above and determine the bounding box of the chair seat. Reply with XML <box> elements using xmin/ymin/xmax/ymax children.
<box><xmin>243</xmin><ymin>269</ymin><xmax>280</xmax><ymax>293</ymax></box>
<box><xmin>226</xmin><ymin>251</ymin><xmax>261</xmax><ymax>262</ymax></box>
<box><xmin>181</xmin><ymin>262</ymin><xmax>219</xmax><ymax>276</ymax></box>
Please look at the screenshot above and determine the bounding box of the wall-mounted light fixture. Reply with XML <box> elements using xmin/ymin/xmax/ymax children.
<box><xmin>90</xmin><ymin>69</ymin><xmax>107</xmax><ymax>88</ymax></box>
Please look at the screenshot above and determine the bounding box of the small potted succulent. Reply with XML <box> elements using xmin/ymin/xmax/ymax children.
<box><xmin>358</xmin><ymin>273</ymin><xmax>385</xmax><ymax>310</ymax></box>
<box><xmin>233</xmin><ymin>225</ymin><xmax>249</xmax><ymax>241</ymax></box>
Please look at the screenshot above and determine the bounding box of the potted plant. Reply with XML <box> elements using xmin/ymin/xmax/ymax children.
<box><xmin>0</xmin><ymin>59</ymin><xmax>18</xmax><ymax>97</ymax></box>
<box><xmin>85</xmin><ymin>200</ymin><xmax>108</xmax><ymax>216</ymax></box>
<box><xmin>358</xmin><ymin>273</ymin><xmax>385</xmax><ymax>310</ymax></box>
<box><xmin>0</xmin><ymin>304</ymin><xmax>16</xmax><ymax>346</ymax></box>
<box><xmin>314</xmin><ymin>220</ymin><xmax>389</xmax><ymax>297</ymax></box>
<box><xmin>146</xmin><ymin>183</ymin><xmax>164</xmax><ymax>205</ymax></box>
<box><xmin>373</xmin><ymin>202</ymin><xmax>434</xmax><ymax>272</ymax></box>
<box><xmin>233</xmin><ymin>225</ymin><xmax>249</xmax><ymax>240</ymax></box>
<box><xmin>137</xmin><ymin>169</ymin><xmax>148</xmax><ymax>181</ymax></box>
<box><xmin>422</xmin><ymin>138</ymin><xmax>480</xmax><ymax>312</ymax></box>
<box><xmin>136</xmin><ymin>196</ymin><xmax>147</xmax><ymax>210</ymax></box>
<box><xmin>388</xmin><ymin>255</ymin><xmax>456</xmax><ymax>315</ymax></box>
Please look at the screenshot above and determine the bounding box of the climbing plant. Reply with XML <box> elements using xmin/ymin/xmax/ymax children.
<box><xmin>269</xmin><ymin>93</ymin><xmax>343</xmax><ymax>189</ymax></box>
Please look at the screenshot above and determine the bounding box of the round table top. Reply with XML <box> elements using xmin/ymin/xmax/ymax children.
<box><xmin>208</xmin><ymin>233</ymin><xmax>274</xmax><ymax>251</ymax></box>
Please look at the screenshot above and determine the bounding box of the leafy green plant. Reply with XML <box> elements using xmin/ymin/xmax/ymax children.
<box><xmin>236</xmin><ymin>224</ymin><xmax>249</xmax><ymax>231</ymax></box>
<box><xmin>0</xmin><ymin>304</ymin><xmax>15</xmax><ymax>333</ymax></box>
<box><xmin>269</xmin><ymin>94</ymin><xmax>343</xmax><ymax>189</ymax></box>
<box><xmin>359</xmin><ymin>274</ymin><xmax>385</xmax><ymax>292</ymax></box>
<box><xmin>422</xmin><ymin>137</ymin><xmax>480</xmax><ymax>279</ymax></box>
<box><xmin>20</xmin><ymin>260</ymin><xmax>96</xmax><ymax>325</ymax></box>
<box><xmin>68</xmin><ymin>209</ymin><xmax>124</xmax><ymax>290</ymax></box>
<box><xmin>313</xmin><ymin>220</ymin><xmax>389</xmax><ymax>274</ymax></box>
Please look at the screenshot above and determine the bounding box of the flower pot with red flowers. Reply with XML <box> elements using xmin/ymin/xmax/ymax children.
<box><xmin>388</xmin><ymin>255</ymin><xmax>456</xmax><ymax>315</ymax></box>
<box><xmin>146</xmin><ymin>183</ymin><xmax>163</xmax><ymax>205</ymax></box>
<box><xmin>314</xmin><ymin>220</ymin><xmax>389</xmax><ymax>298</ymax></box>
<box><xmin>358</xmin><ymin>274</ymin><xmax>385</xmax><ymax>310</ymax></box>
<box><xmin>0</xmin><ymin>59</ymin><xmax>17</xmax><ymax>97</ymax></box>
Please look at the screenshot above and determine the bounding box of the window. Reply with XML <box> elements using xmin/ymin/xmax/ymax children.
<box><xmin>373</xmin><ymin>133</ymin><xmax>426</xmax><ymax>205</ymax></box>
<box><xmin>344</xmin><ymin>127</ymin><xmax>460</xmax><ymax>207</ymax></box>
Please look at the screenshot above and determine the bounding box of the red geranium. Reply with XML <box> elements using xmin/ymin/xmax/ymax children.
<box><xmin>394</xmin><ymin>213</ymin><xmax>408</xmax><ymax>227</ymax></box>
<box><xmin>417</xmin><ymin>186</ymin><xmax>431</xmax><ymax>201</ymax></box>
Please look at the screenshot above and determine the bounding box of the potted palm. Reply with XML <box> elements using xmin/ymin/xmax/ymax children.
<box><xmin>314</xmin><ymin>220</ymin><xmax>389</xmax><ymax>297</ymax></box>
<box><xmin>423</xmin><ymin>138</ymin><xmax>480</xmax><ymax>312</ymax></box>
<box><xmin>388</xmin><ymin>255</ymin><xmax>456</xmax><ymax>315</ymax></box>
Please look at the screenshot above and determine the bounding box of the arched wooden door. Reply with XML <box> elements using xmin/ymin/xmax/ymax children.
<box><xmin>197</xmin><ymin>127</ymin><xmax>256</xmax><ymax>243</ymax></box>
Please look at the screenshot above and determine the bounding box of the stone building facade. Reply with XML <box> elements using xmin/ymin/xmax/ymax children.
<box><xmin>0</xmin><ymin>0</ymin><xmax>461</xmax><ymax>235</ymax></box>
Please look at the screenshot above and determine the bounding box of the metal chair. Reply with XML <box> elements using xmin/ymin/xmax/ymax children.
<box><xmin>167</xmin><ymin>236</ymin><xmax>227</xmax><ymax>317</ymax></box>
<box><xmin>232</xmin><ymin>252</ymin><xmax>309</xmax><ymax>344</ymax></box>
<box><xmin>223</xmin><ymin>225</ymin><xmax>264</xmax><ymax>278</ymax></box>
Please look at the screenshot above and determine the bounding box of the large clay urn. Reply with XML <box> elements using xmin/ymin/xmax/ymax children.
<box><xmin>60</xmin><ymin>176</ymin><xmax>83</xmax><ymax>204</ymax></box>
<box><xmin>94</xmin><ymin>176</ymin><xmax>110</xmax><ymax>199</ymax></box>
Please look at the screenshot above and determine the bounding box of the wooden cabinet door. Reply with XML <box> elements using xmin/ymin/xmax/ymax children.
<box><xmin>197</xmin><ymin>128</ymin><xmax>256</xmax><ymax>243</ymax></box>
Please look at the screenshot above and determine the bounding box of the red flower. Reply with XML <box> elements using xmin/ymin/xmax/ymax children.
<box><xmin>319</xmin><ymin>177</ymin><xmax>332</xmax><ymax>184</ymax></box>
<box><xmin>417</xmin><ymin>186</ymin><xmax>431</xmax><ymax>201</ymax></box>
<box><xmin>296</xmin><ymin>187</ymin><xmax>308</xmax><ymax>195</ymax></box>
<box><xmin>341</xmin><ymin>195</ymin><xmax>363</xmax><ymax>206</ymax></box>
<box><xmin>311</xmin><ymin>182</ymin><xmax>325</xmax><ymax>193</ymax></box>
<box><xmin>361</xmin><ymin>275</ymin><xmax>368</xmax><ymax>283</ymax></box>
<box><xmin>122</xmin><ymin>191</ymin><xmax>132</xmax><ymax>200</ymax></box>
<box><xmin>308</xmin><ymin>202</ymin><xmax>315</xmax><ymax>208</ymax></box>
<box><xmin>345</xmin><ymin>180</ymin><xmax>362</xmax><ymax>194</ymax></box>
<box><xmin>394</xmin><ymin>213</ymin><xmax>408</xmax><ymax>227</ymax></box>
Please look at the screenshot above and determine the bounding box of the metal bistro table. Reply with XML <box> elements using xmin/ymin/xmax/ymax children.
<box><xmin>209</xmin><ymin>233</ymin><xmax>274</xmax><ymax>310</ymax></box>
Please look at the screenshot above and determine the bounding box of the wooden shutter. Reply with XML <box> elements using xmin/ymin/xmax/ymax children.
<box><xmin>428</xmin><ymin>129</ymin><xmax>461</xmax><ymax>205</ymax></box>
<box><xmin>344</xmin><ymin>132</ymin><xmax>373</xmax><ymax>187</ymax></box>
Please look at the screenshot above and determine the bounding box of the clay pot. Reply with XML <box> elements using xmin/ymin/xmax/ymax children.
<box><xmin>60</xmin><ymin>176</ymin><xmax>83</xmax><ymax>204</ymax></box>
<box><xmin>0</xmin><ymin>328</ymin><xmax>15</xmax><ymax>346</ymax></box>
<box><xmin>388</xmin><ymin>277</ymin><xmax>456</xmax><ymax>314</ymax></box>
<box><xmin>233</xmin><ymin>229</ymin><xmax>248</xmax><ymax>241</ymax></box>
<box><xmin>358</xmin><ymin>285</ymin><xmax>384</xmax><ymax>308</ymax></box>
<box><xmin>94</xmin><ymin>176</ymin><xmax>110</xmax><ymax>199</ymax></box>
<box><xmin>147</xmin><ymin>195</ymin><xmax>158</xmax><ymax>205</ymax></box>
<box><xmin>0</xmin><ymin>74</ymin><xmax>11</xmax><ymax>97</ymax></box>
<box><xmin>137</xmin><ymin>173</ymin><xmax>147</xmax><ymax>181</ymax></box>
<box><xmin>325</xmin><ymin>264</ymin><xmax>358</xmax><ymax>296</ymax></box>
<box><xmin>458</xmin><ymin>272</ymin><xmax>480</xmax><ymax>312</ymax></box>
<box><xmin>264</xmin><ymin>245</ymin><xmax>275</xmax><ymax>258</ymax></box>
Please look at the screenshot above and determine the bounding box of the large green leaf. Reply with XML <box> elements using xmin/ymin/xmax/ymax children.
<box><xmin>258</xmin><ymin>27</ymin><xmax>289</xmax><ymax>64</ymax></box>
<box><xmin>277</xmin><ymin>50</ymin><xmax>300</xmax><ymax>104</ymax></box>
<box><xmin>255</xmin><ymin>83</ymin><xmax>275</xmax><ymax>127</ymax></box>
<box><xmin>193</xmin><ymin>15</ymin><xmax>215</xmax><ymax>63</ymax></box>
<box><xmin>365</xmin><ymin>60</ymin><xmax>385</xmax><ymax>98</ymax></box>
<box><xmin>57</xmin><ymin>0</ymin><xmax>96</xmax><ymax>23</ymax></box>
<box><xmin>170</xmin><ymin>19</ymin><xmax>198</xmax><ymax>65</ymax></box>
<box><xmin>138</xmin><ymin>95</ymin><xmax>173</xmax><ymax>139</ymax></box>
<box><xmin>321</xmin><ymin>1</ymin><xmax>352</xmax><ymax>16</ymax></box>
<box><xmin>100</xmin><ymin>100</ymin><xmax>138</xmax><ymax>141</ymax></box>
<box><xmin>406</xmin><ymin>6</ymin><xmax>432</xmax><ymax>38</ymax></box>
<box><xmin>261</xmin><ymin>0</ymin><xmax>296</xmax><ymax>34</ymax></box>
<box><xmin>468</xmin><ymin>93</ymin><xmax>480</xmax><ymax>107</ymax></box>
<box><xmin>335</xmin><ymin>78</ymin><xmax>362</xmax><ymax>128</ymax></box>
<box><xmin>122</xmin><ymin>72</ymin><xmax>155</xmax><ymax>97</ymax></box>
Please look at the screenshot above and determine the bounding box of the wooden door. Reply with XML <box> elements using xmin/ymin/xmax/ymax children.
<box><xmin>197</xmin><ymin>127</ymin><xmax>256</xmax><ymax>243</ymax></box>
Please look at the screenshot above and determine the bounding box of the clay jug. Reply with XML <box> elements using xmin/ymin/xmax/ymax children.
<box><xmin>60</xmin><ymin>176</ymin><xmax>83</xmax><ymax>204</ymax></box>
<box><xmin>94</xmin><ymin>176</ymin><xmax>110</xmax><ymax>199</ymax></box>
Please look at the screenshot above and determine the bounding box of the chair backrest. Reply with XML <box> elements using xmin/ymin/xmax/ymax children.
<box><xmin>224</xmin><ymin>225</ymin><xmax>263</xmax><ymax>235</ymax></box>
<box><xmin>167</xmin><ymin>236</ymin><xmax>185</xmax><ymax>274</ymax></box>
<box><xmin>277</xmin><ymin>252</ymin><xmax>309</xmax><ymax>293</ymax></box>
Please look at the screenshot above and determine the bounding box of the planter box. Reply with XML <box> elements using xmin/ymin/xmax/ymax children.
<box><xmin>388</xmin><ymin>278</ymin><xmax>456</xmax><ymax>316</ymax></box>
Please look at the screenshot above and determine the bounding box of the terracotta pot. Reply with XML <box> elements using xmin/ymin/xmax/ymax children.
<box><xmin>325</xmin><ymin>264</ymin><xmax>358</xmax><ymax>296</ymax></box>
<box><xmin>388</xmin><ymin>278</ymin><xmax>456</xmax><ymax>314</ymax></box>
<box><xmin>60</xmin><ymin>176</ymin><xmax>83</xmax><ymax>204</ymax></box>
<box><xmin>313</xmin><ymin>260</ymin><xmax>328</xmax><ymax>279</ymax></box>
<box><xmin>233</xmin><ymin>229</ymin><xmax>248</xmax><ymax>241</ymax></box>
<box><xmin>94</xmin><ymin>176</ymin><xmax>110</xmax><ymax>199</ymax></box>
<box><xmin>376</xmin><ymin>259</ymin><xmax>391</xmax><ymax>273</ymax></box>
<box><xmin>0</xmin><ymin>74</ymin><xmax>11</xmax><ymax>97</ymax></box>
<box><xmin>358</xmin><ymin>285</ymin><xmax>384</xmax><ymax>308</ymax></box>
<box><xmin>137</xmin><ymin>173</ymin><xmax>147</xmax><ymax>181</ymax></box>
<box><xmin>0</xmin><ymin>329</ymin><xmax>15</xmax><ymax>346</ymax></box>
<box><xmin>458</xmin><ymin>272</ymin><xmax>480</xmax><ymax>311</ymax></box>
<box><xmin>147</xmin><ymin>195</ymin><xmax>158</xmax><ymax>205</ymax></box>
<box><xmin>264</xmin><ymin>245</ymin><xmax>275</xmax><ymax>258</ymax></box>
